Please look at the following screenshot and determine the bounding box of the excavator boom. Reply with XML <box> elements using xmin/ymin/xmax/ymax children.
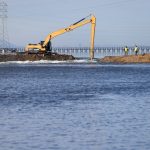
<box><xmin>25</xmin><ymin>15</ymin><xmax>96</xmax><ymax>60</ymax></box>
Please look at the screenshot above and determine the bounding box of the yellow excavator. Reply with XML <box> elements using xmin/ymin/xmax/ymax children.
<box><xmin>25</xmin><ymin>14</ymin><xmax>96</xmax><ymax>60</ymax></box>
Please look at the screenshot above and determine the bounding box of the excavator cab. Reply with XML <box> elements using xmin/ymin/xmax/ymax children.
<box><xmin>45</xmin><ymin>40</ymin><xmax>52</xmax><ymax>52</ymax></box>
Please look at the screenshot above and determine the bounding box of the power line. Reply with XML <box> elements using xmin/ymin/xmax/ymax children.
<box><xmin>67</xmin><ymin>0</ymin><xmax>140</xmax><ymax>12</ymax></box>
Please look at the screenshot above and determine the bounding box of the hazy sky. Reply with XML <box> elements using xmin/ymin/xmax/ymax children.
<box><xmin>5</xmin><ymin>0</ymin><xmax>150</xmax><ymax>47</ymax></box>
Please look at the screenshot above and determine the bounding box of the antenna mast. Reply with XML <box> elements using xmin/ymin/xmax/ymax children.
<box><xmin>0</xmin><ymin>0</ymin><xmax>9</xmax><ymax>49</ymax></box>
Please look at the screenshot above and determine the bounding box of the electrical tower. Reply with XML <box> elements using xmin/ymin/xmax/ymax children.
<box><xmin>0</xmin><ymin>0</ymin><xmax>9</xmax><ymax>49</ymax></box>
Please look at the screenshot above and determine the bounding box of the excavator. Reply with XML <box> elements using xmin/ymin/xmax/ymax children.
<box><xmin>25</xmin><ymin>14</ymin><xmax>96</xmax><ymax>60</ymax></box>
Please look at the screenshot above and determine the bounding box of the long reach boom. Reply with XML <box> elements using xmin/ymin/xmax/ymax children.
<box><xmin>25</xmin><ymin>15</ymin><xmax>96</xmax><ymax>60</ymax></box>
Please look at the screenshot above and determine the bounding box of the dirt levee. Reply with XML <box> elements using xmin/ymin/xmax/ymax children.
<box><xmin>99</xmin><ymin>54</ymin><xmax>150</xmax><ymax>63</ymax></box>
<box><xmin>0</xmin><ymin>53</ymin><xmax>75</xmax><ymax>62</ymax></box>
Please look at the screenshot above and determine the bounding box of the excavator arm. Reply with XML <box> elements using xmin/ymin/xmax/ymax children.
<box><xmin>25</xmin><ymin>15</ymin><xmax>96</xmax><ymax>60</ymax></box>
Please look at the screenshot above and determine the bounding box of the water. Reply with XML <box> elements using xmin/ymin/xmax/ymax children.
<box><xmin>0</xmin><ymin>61</ymin><xmax>150</xmax><ymax>150</ymax></box>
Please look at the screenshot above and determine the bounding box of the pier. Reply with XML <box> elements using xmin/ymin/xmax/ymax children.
<box><xmin>1</xmin><ymin>46</ymin><xmax>150</xmax><ymax>58</ymax></box>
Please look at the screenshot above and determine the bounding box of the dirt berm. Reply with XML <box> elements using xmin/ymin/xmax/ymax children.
<box><xmin>99</xmin><ymin>54</ymin><xmax>150</xmax><ymax>63</ymax></box>
<box><xmin>0</xmin><ymin>53</ymin><xmax>75</xmax><ymax>62</ymax></box>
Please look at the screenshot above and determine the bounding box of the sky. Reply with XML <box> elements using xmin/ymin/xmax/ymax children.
<box><xmin>4</xmin><ymin>0</ymin><xmax>150</xmax><ymax>47</ymax></box>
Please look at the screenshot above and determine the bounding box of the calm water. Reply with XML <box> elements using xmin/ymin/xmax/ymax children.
<box><xmin>0</xmin><ymin>62</ymin><xmax>150</xmax><ymax>150</ymax></box>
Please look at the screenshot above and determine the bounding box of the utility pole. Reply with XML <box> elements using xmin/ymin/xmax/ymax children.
<box><xmin>0</xmin><ymin>0</ymin><xmax>9</xmax><ymax>49</ymax></box>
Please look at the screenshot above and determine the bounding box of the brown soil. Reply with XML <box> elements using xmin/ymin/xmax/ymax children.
<box><xmin>0</xmin><ymin>53</ymin><xmax>75</xmax><ymax>62</ymax></box>
<box><xmin>99</xmin><ymin>54</ymin><xmax>150</xmax><ymax>63</ymax></box>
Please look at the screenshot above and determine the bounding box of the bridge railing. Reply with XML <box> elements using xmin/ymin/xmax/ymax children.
<box><xmin>52</xmin><ymin>46</ymin><xmax>150</xmax><ymax>58</ymax></box>
<box><xmin>0</xmin><ymin>47</ymin><xmax>150</xmax><ymax>58</ymax></box>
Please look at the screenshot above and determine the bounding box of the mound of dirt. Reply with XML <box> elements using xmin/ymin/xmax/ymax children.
<box><xmin>0</xmin><ymin>53</ymin><xmax>75</xmax><ymax>62</ymax></box>
<box><xmin>99</xmin><ymin>54</ymin><xmax>150</xmax><ymax>63</ymax></box>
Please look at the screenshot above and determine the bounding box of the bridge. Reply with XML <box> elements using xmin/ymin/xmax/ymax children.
<box><xmin>1</xmin><ymin>46</ymin><xmax>150</xmax><ymax>58</ymax></box>
<box><xmin>52</xmin><ymin>46</ymin><xmax>150</xmax><ymax>58</ymax></box>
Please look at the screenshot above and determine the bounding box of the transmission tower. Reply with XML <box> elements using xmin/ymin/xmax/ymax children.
<box><xmin>0</xmin><ymin>0</ymin><xmax>9</xmax><ymax>49</ymax></box>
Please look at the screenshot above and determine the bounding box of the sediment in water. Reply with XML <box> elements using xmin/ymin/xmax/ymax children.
<box><xmin>99</xmin><ymin>54</ymin><xmax>150</xmax><ymax>63</ymax></box>
<box><xmin>0</xmin><ymin>53</ymin><xmax>75</xmax><ymax>62</ymax></box>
